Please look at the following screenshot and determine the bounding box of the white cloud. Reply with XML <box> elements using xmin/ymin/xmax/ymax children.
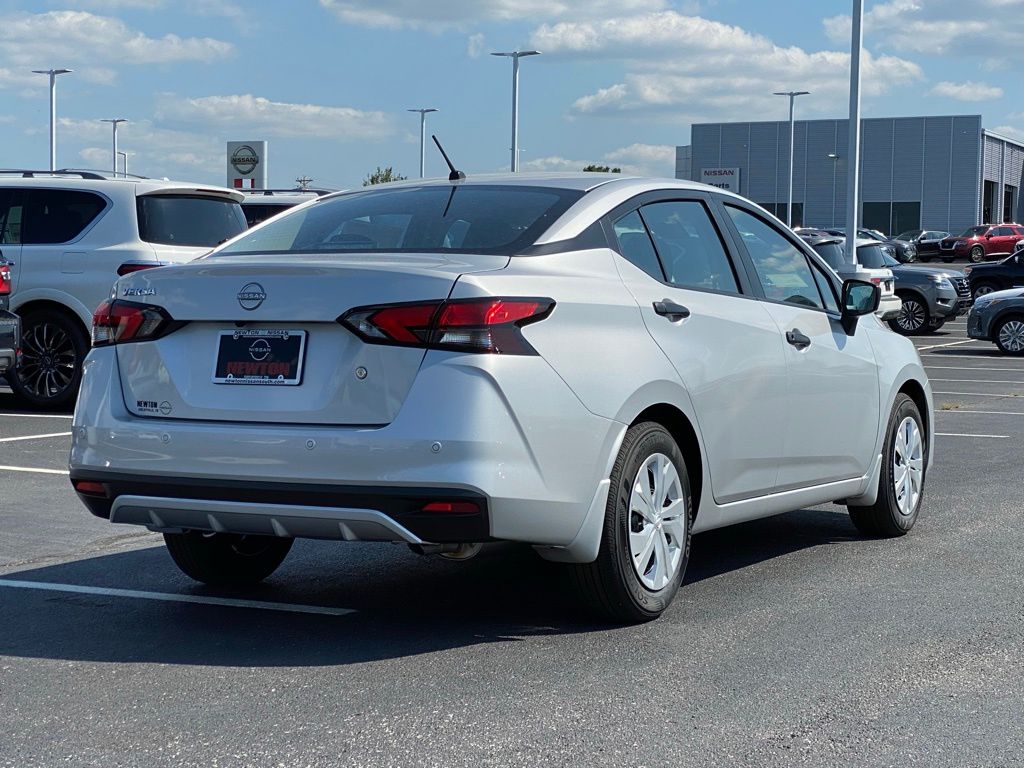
<box><xmin>0</xmin><ymin>10</ymin><xmax>233</xmax><ymax>88</ymax></box>
<box><xmin>824</xmin><ymin>1</ymin><xmax>1024</xmax><ymax>59</ymax></box>
<box><xmin>61</xmin><ymin>0</ymin><xmax>252</xmax><ymax>29</ymax></box>
<box><xmin>531</xmin><ymin>11</ymin><xmax>923</xmax><ymax>122</ymax></box>
<box><xmin>931</xmin><ymin>81</ymin><xmax>1004</xmax><ymax>101</ymax></box>
<box><xmin>467</xmin><ymin>33</ymin><xmax>485</xmax><ymax>58</ymax></box>
<box><xmin>520</xmin><ymin>143</ymin><xmax>675</xmax><ymax>176</ymax></box>
<box><xmin>319</xmin><ymin>0</ymin><xmax>668</xmax><ymax>29</ymax></box>
<box><xmin>991</xmin><ymin>125</ymin><xmax>1024</xmax><ymax>143</ymax></box>
<box><xmin>155</xmin><ymin>94</ymin><xmax>394</xmax><ymax>140</ymax></box>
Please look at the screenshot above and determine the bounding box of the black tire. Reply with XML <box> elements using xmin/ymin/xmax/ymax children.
<box><xmin>926</xmin><ymin>319</ymin><xmax>946</xmax><ymax>333</ymax></box>
<box><xmin>163</xmin><ymin>531</ymin><xmax>293</xmax><ymax>586</ymax></box>
<box><xmin>972</xmin><ymin>282</ymin><xmax>998</xmax><ymax>300</ymax></box>
<box><xmin>571</xmin><ymin>422</ymin><xmax>692</xmax><ymax>623</ymax></box>
<box><xmin>848</xmin><ymin>394</ymin><xmax>927</xmax><ymax>537</ymax></box>
<box><xmin>969</xmin><ymin>245</ymin><xmax>985</xmax><ymax>263</ymax></box>
<box><xmin>8</xmin><ymin>309</ymin><xmax>89</xmax><ymax>410</ymax></box>
<box><xmin>888</xmin><ymin>293</ymin><xmax>929</xmax><ymax>335</ymax></box>
<box><xmin>993</xmin><ymin>315</ymin><xmax>1024</xmax><ymax>356</ymax></box>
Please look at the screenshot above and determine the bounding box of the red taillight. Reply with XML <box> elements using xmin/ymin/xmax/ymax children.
<box><xmin>341</xmin><ymin>297</ymin><xmax>554</xmax><ymax>355</ymax></box>
<box><xmin>117</xmin><ymin>262</ymin><xmax>161</xmax><ymax>277</ymax></box>
<box><xmin>421</xmin><ymin>501</ymin><xmax>479</xmax><ymax>515</ymax></box>
<box><xmin>72</xmin><ymin>480</ymin><xmax>108</xmax><ymax>497</ymax></box>
<box><xmin>92</xmin><ymin>299</ymin><xmax>177</xmax><ymax>347</ymax></box>
<box><xmin>0</xmin><ymin>262</ymin><xmax>11</xmax><ymax>296</ymax></box>
<box><xmin>870</xmin><ymin>277</ymin><xmax>882</xmax><ymax>285</ymax></box>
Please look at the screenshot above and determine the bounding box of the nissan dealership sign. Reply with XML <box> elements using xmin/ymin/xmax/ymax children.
<box><xmin>226</xmin><ymin>140</ymin><xmax>268</xmax><ymax>189</ymax></box>
<box><xmin>700</xmin><ymin>167</ymin><xmax>741</xmax><ymax>193</ymax></box>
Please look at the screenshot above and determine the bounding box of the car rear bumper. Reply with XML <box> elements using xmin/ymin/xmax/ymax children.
<box><xmin>877</xmin><ymin>294</ymin><xmax>902</xmax><ymax>320</ymax></box>
<box><xmin>0</xmin><ymin>310</ymin><xmax>19</xmax><ymax>374</ymax></box>
<box><xmin>70</xmin><ymin>346</ymin><xmax>625</xmax><ymax>548</ymax></box>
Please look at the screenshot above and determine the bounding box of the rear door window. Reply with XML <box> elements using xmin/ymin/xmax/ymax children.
<box><xmin>639</xmin><ymin>200</ymin><xmax>739</xmax><ymax>294</ymax></box>
<box><xmin>854</xmin><ymin>244</ymin><xmax>886</xmax><ymax>268</ymax></box>
<box><xmin>138</xmin><ymin>195</ymin><xmax>247</xmax><ymax>247</ymax></box>
<box><xmin>612</xmin><ymin>210</ymin><xmax>664</xmax><ymax>280</ymax></box>
<box><xmin>0</xmin><ymin>189</ymin><xmax>22</xmax><ymax>244</ymax></box>
<box><xmin>20</xmin><ymin>189</ymin><xmax>107</xmax><ymax>244</ymax></box>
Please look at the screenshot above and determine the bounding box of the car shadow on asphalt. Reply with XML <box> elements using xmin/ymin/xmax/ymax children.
<box><xmin>0</xmin><ymin>508</ymin><xmax>859</xmax><ymax>667</ymax></box>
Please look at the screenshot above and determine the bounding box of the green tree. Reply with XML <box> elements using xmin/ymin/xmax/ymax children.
<box><xmin>362</xmin><ymin>166</ymin><xmax>408</xmax><ymax>186</ymax></box>
<box><xmin>582</xmin><ymin>164</ymin><xmax>621</xmax><ymax>173</ymax></box>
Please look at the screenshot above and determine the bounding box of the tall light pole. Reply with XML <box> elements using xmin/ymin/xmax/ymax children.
<box><xmin>491</xmin><ymin>50</ymin><xmax>540</xmax><ymax>172</ymax></box>
<box><xmin>407</xmin><ymin>108</ymin><xmax>438</xmax><ymax>178</ymax></box>
<box><xmin>845</xmin><ymin>0</ymin><xmax>865</xmax><ymax>262</ymax></box>
<box><xmin>101</xmin><ymin>119</ymin><xmax>127</xmax><ymax>176</ymax></box>
<box><xmin>31</xmin><ymin>68</ymin><xmax>72</xmax><ymax>171</ymax></box>
<box><xmin>774</xmin><ymin>90</ymin><xmax>810</xmax><ymax>228</ymax></box>
<box><xmin>117</xmin><ymin>151</ymin><xmax>129</xmax><ymax>177</ymax></box>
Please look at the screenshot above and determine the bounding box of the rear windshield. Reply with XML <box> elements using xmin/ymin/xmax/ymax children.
<box><xmin>812</xmin><ymin>241</ymin><xmax>847</xmax><ymax>271</ymax></box>
<box><xmin>957</xmin><ymin>226</ymin><xmax>988</xmax><ymax>238</ymax></box>
<box><xmin>855</xmin><ymin>244</ymin><xmax>887</xmax><ymax>268</ymax></box>
<box><xmin>216</xmin><ymin>185</ymin><xmax>584</xmax><ymax>256</ymax></box>
<box><xmin>137</xmin><ymin>195</ymin><xmax>247</xmax><ymax>247</ymax></box>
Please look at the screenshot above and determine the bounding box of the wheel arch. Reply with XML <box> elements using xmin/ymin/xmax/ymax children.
<box><xmin>13</xmin><ymin>298</ymin><xmax>91</xmax><ymax>337</ymax></box>
<box><xmin>630</xmin><ymin>402</ymin><xmax>704</xmax><ymax>521</ymax></box>
<box><xmin>897</xmin><ymin>378</ymin><xmax>930</xmax><ymax>449</ymax></box>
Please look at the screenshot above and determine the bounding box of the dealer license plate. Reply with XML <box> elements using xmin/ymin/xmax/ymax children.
<box><xmin>212</xmin><ymin>329</ymin><xmax>307</xmax><ymax>386</ymax></box>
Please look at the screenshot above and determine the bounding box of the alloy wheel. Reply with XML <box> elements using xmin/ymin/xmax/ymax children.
<box><xmin>628</xmin><ymin>453</ymin><xmax>687</xmax><ymax>591</ymax></box>
<box><xmin>17</xmin><ymin>320</ymin><xmax>78</xmax><ymax>400</ymax></box>
<box><xmin>892</xmin><ymin>416</ymin><xmax>924</xmax><ymax>517</ymax></box>
<box><xmin>997</xmin><ymin>319</ymin><xmax>1024</xmax><ymax>354</ymax></box>
<box><xmin>974</xmin><ymin>284</ymin><xmax>996</xmax><ymax>299</ymax></box>
<box><xmin>896</xmin><ymin>299</ymin><xmax>927</xmax><ymax>333</ymax></box>
<box><xmin>970</xmin><ymin>246</ymin><xmax>985</xmax><ymax>263</ymax></box>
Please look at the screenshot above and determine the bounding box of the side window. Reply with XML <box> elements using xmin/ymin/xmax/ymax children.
<box><xmin>0</xmin><ymin>190</ymin><xmax>22</xmax><ymax>244</ymax></box>
<box><xmin>21</xmin><ymin>189</ymin><xmax>106</xmax><ymax>245</ymax></box>
<box><xmin>612</xmin><ymin>210</ymin><xmax>664</xmax><ymax>281</ymax></box>
<box><xmin>725</xmin><ymin>206</ymin><xmax>824</xmax><ymax>309</ymax></box>
<box><xmin>639</xmin><ymin>201</ymin><xmax>739</xmax><ymax>293</ymax></box>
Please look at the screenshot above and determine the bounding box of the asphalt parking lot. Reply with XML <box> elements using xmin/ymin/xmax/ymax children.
<box><xmin>1</xmin><ymin>285</ymin><xmax>1023</xmax><ymax>767</ymax></box>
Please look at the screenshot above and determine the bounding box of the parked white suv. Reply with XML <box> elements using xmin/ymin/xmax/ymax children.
<box><xmin>239</xmin><ymin>188</ymin><xmax>332</xmax><ymax>228</ymax></box>
<box><xmin>0</xmin><ymin>170</ymin><xmax>246</xmax><ymax>407</ymax></box>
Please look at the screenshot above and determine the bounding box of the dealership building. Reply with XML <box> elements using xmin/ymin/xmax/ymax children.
<box><xmin>676</xmin><ymin>114</ymin><xmax>1024</xmax><ymax>235</ymax></box>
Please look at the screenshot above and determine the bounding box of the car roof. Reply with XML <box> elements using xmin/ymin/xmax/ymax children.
<box><xmin>0</xmin><ymin>171</ymin><xmax>244</xmax><ymax>202</ymax></box>
<box><xmin>332</xmin><ymin>172</ymin><xmax>716</xmax><ymax>195</ymax></box>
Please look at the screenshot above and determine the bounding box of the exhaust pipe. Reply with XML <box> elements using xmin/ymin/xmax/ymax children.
<box><xmin>408</xmin><ymin>542</ymin><xmax>483</xmax><ymax>560</ymax></box>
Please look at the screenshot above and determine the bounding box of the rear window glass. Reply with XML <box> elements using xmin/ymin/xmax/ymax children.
<box><xmin>811</xmin><ymin>241</ymin><xmax>847</xmax><ymax>271</ymax></box>
<box><xmin>216</xmin><ymin>185</ymin><xmax>583</xmax><ymax>256</ymax></box>
<box><xmin>137</xmin><ymin>195</ymin><xmax>247</xmax><ymax>247</ymax></box>
<box><xmin>241</xmin><ymin>203</ymin><xmax>296</xmax><ymax>228</ymax></box>
<box><xmin>856</xmin><ymin>244</ymin><xmax>887</xmax><ymax>268</ymax></box>
<box><xmin>21</xmin><ymin>189</ymin><xmax>107</xmax><ymax>244</ymax></box>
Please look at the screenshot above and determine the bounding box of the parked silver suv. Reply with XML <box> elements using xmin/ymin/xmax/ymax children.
<box><xmin>71</xmin><ymin>175</ymin><xmax>933</xmax><ymax>622</ymax></box>
<box><xmin>1</xmin><ymin>170</ymin><xmax>246</xmax><ymax>408</ymax></box>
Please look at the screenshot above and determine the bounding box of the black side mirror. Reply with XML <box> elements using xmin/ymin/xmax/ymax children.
<box><xmin>841</xmin><ymin>279</ymin><xmax>880</xmax><ymax>335</ymax></box>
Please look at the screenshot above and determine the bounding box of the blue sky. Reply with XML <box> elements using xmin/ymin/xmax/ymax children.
<box><xmin>0</xmin><ymin>0</ymin><xmax>1020</xmax><ymax>188</ymax></box>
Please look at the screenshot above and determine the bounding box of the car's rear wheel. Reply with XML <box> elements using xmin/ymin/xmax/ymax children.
<box><xmin>889</xmin><ymin>294</ymin><xmax>929</xmax><ymax>335</ymax></box>
<box><xmin>927</xmin><ymin>319</ymin><xmax>946</xmax><ymax>333</ymax></box>
<box><xmin>994</xmin><ymin>316</ymin><xmax>1024</xmax><ymax>356</ymax></box>
<box><xmin>969</xmin><ymin>245</ymin><xmax>985</xmax><ymax>263</ymax></box>
<box><xmin>848</xmin><ymin>394</ymin><xmax>926</xmax><ymax>537</ymax></box>
<box><xmin>572</xmin><ymin>422</ymin><xmax>691</xmax><ymax>623</ymax></box>
<box><xmin>8</xmin><ymin>309</ymin><xmax>87</xmax><ymax>410</ymax></box>
<box><xmin>163</xmin><ymin>531</ymin><xmax>293</xmax><ymax>585</ymax></box>
<box><xmin>973</xmin><ymin>282</ymin><xmax>998</xmax><ymax>300</ymax></box>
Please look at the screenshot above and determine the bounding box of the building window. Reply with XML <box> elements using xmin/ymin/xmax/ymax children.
<box><xmin>862</xmin><ymin>203</ymin><xmax>891</xmax><ymax>236</ymax></box>
<box><xmin>984</xmin><ymin>180</ymin><xmax>998</xmax><ymax>223</ymax></box>
<box><xmin>891</xmin><ymin>202</ymin><xmax>921</xmax><ymax>236</ymax></box>
<box><xmin>1004</xmin><ymin>185</ymin><xmax>1018</xmax><ymax>223</ymax></box>
<box><xmin>862</xmin><ymin>201</ymin><xmax>921</xmax><ymax>237</ymax></box>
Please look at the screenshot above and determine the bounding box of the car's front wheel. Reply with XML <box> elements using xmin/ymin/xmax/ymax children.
<box><xmin>848</xmin><ymin>394</ymin><xmax>926</xmax><ymax>537</ymax></box>
<box><xmin>994</xmin><ymin>315</ymin><xmax>1024</xmax><ymax>356</ymax></box>
<box><xmin>572</xmin><ymin>422</ymin><xmax>691</xmax><ymax>623</ymax></box>
<box><xmin>973</xmin><ymin>282</ymin><xmax>998</xmax><ymax>300</ymax></box>
<box><xmin>889</xmin><ymin>294</ymin><xmax>929</xmax><ymax>335</ymax></box>
<box><xmin>164</xmin><ymin>531</ymin><xmax>294</xmax><ymax>585</ymax></box>
<box><xmin>969</xmin><ymin>245</ymin><xmax>985</xmax><ymax>263</ymax></box>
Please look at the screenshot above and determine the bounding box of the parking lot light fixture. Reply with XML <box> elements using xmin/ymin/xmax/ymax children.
<box><xmin>846</xmin><ymin>0</ymin><xmax>865</xmax><ymax>264</ymax></box>
<box><xmin>491</xmin><ymin>50</ymin><xmax>541</xmax><ymax>172</ymax></box>
<box><xmin>101</xmin><ymin>119</ymin><xmax>127</xmax><ymax>177</ymax></box>
<box><xmin>774</xmin><ymin>90</ymin><xmax>810</xmax><ymax>227</ymax></box>
<box><xmin>117</xmin><ymin>151</ymin><xmax>129</xmax><ymax>177</ymax></box>
<box><xmin>31</xmin><ymin>68</ymin><xmax>73</xmax><ymax>172</ymax></box>
<box><xmin>407</xmin><ymin>108</ymin><xmax>439</xmax><ymax>178</ymax></box>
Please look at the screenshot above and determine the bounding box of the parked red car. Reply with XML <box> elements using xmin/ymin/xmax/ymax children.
<box><xmin>938</xmin><ymin>224</ymin><xmax>1024</xmax><ymax>263</ymax></box>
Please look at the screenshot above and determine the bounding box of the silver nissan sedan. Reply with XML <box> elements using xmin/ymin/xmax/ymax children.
<box><xmin>70</xmin><ymin>174</ymin><xmax>933</xmax><ymax>622</ymax></box>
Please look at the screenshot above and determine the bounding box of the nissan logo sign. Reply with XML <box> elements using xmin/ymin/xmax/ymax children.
<box><xmin>237</xmin><ymin>282</ymin><xmax>266</xmax><ymax>311</ymax></box>
<box><xmin>230</xmin><ymin>145</ymin><xmax>259</xmax><ymax>175</ymax></box>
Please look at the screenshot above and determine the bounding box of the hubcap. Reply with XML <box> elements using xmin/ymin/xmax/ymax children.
<box><xmin>974</xmin><ymin>285</ymin><xmax>995</xmax><ymax>298</ymax></box>
<box><xmin>627</xmin><ymin>453</ymin><xmax>687</xmax><ymax>591</ymax></box>
<box><xmin>896</xmin><ymin>299</ymin><xmax>926</xmax><ymax>332</ymax></box>
<box><xmin>998</xmin><ymin>320</ymin><xmax>1024</xmax><ymax>353</ymax></box>
<box><xmin>892</xmin><ymin>417</ymin><xmax>924</xmax><ymax>517</ymax></box>
<box><xmin>17</xmin><ymin>322</ymin><xmax>77</xmax><ymax>399</ymax></box>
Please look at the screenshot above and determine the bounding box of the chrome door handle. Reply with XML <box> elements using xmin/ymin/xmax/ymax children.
<box><xmin>652</xmin><ymin>299</ymin><xmax>690</xmax><ymax>321</ymax></box>
<box><xmin>786</xmin><ymin>329</ymin><xmax>811</xmax><ymax>349</ymax></box>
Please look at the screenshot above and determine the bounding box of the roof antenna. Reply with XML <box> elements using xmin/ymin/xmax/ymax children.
<box><xmin>432</xmin><ymin>135</ymin><xmax>465</xmax><ymax>181</ymax></box>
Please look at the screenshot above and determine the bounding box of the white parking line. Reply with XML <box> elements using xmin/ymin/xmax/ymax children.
<box><xmin>915</xmin><ymin>340</ymin><xmax>975</xmax><ymax>351</ymax></box>
<box><xmin>0</xmin><ymin>579</ymin><xmax>357</xmax><ymax>617</ymax></box>
<box><xmin>932</xmin><ymin>391</ymin><xmax>1023</xmax><ymax>398</ymax></box>
<box><xmin>931</xmin><ymin>378</ymin><xmax>1024</xmax><ymax>384</ymax></box>
<box><xmin>935</xmin><ymin>409</ymin><xmax>1024</xmax><ymax>416</ymax></box>
<box><xmin>935</xmin><ymin>432</ymin><xmax>1009</xmax><ymax>438</ymax></box>
<box><xmin>0</xmin><ymin>465</ymin><xmax>69</xmax><ymax>475</ymax></box>
<box><xmin>924</xmin><ymin>354</ymin><xmax>1009</xmax><ymax>360</ymax></box>
<box><xmin>925</xmin><ymin>365</ymin><xmax>1024</xmax><ymax>372</ymax></box>
<box><xmin>0</xmin><ymin>431</ymin><xmax>72</xmax><ymax>443</ymax></box>
<box><xmin>0</xmin><ymin>412</ymin><xmax>74</xmax><ymax>419</ymax></box>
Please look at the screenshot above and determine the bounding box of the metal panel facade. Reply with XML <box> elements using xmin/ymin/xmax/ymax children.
<box><xmin>682</xmin><ymin>115</ymin><xmax>997</xmax><ymax>232</ymax></box>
